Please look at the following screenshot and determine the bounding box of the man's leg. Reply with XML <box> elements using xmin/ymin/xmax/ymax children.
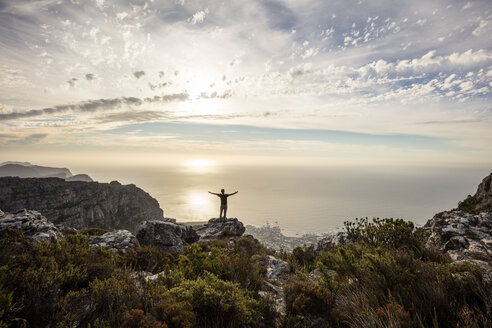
<box><xmin>223</xmin><ymin>206</ymin><xmax>227</xmax><ymax>219</ymax></box>
<box><xmin>220</xmin><ymin>207</ymin><xmax>224</xmax><ymax>219</ymax></box>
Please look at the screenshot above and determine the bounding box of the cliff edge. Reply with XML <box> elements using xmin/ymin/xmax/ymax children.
<box><xmin>0</xmin><ymin>177</ymin><xmax>163</xmax><ymax>231</ymax></box>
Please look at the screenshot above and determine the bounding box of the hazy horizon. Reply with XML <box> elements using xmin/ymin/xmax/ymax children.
<box><xmin>2</xmin><ymin>159</ymin><xmax>489</xmax><ymax>236</ymax></box>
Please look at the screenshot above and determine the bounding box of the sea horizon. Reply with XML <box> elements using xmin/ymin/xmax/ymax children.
<box><xmin>62</xmin><ymin>162</ymin><xmax>491</xmax><ymax>236</ymax></box>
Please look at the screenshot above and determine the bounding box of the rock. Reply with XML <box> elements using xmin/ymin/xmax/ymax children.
<box><xmin>266</xmin><ymin>255</ymin><xmax>289</xmax><ymax>280</ymax></box>
<box><xmin>0</xmin><ymin>177</ymin><xmax>164</xmax><ymax>231</ymax></box>
<box><xmin>259</xmin><ymin>280</ymin><xmax>286</xmax><ymax>315</ymax></box>
<box><xmin>0</xmin><ymin>209</ymin><xmax>62</xmax><ymax>242</ymax></box>
<box><xmin>193</xmin><ymin>217</ymin><xmax>245</xmax><ymax>240</ymax></box>
<box><xmin>316</xmin><ymin>231</ymin><xmax>353</xmax><ymax>252</ymax></box>
<box><xmin>136</xmin><ymin>220</ymin><xmax>199</xmax><ymax>253</ymax></box>
<box><xmin>457</xmin><ymin>172</ymin><xmax>492</xmax><ymax>213</ymax></box>
<box><xmin>89</xmin><ymin>230</ymin><xmax>138</xmax><ymax>253</ymax></box>
<box><xmin>426</xmin><ymin>211</ymin><xmax>492</xmax><ymax>262</ymax></box>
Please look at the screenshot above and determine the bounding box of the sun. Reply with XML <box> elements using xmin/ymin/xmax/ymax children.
<box><xmin>187</xmin><ymin>76</ymin><xmax>213</xmax><ymax>98</ymax></box>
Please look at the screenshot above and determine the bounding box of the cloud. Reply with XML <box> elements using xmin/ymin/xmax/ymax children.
<box><xmin>67</xmin><ymin>78</ymin><xmax>78</xmax><ymax>88</ymax></box>
<box><xmin>97</xmin><ymin>110</ymin><xmax>166</xmax><ymax>123</ymax></box>
<box><xmin>189</xmin><ymin>8</ymin><xmax>209</xmax><ymax>25</ymax></box>
<box><xmin>289</xmin><ymin>63</ymin><xmax>312</xmax><ymax>78</ymax></box>
<box><xmin>133</xmin><ymin>71</ymin><xmax>146</xmax><ymax>79</ymax></box>
<box><xmin>85</xmin><ymin>73</ymin><xmax>97</xmax><ymax>81</ymax></box>
<box><xmin>0</xmin><ymin>93</ymin><xmax>189</xmax><ymax>121</ymax></box>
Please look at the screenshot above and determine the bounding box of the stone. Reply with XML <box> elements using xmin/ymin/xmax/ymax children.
<box><xmin>0</xmin><ymin>176</ymin><xmax>164</xmax><ymax>231</ymax></box>
<box><xmin>193</xmin><ymin>217</ymin><xmax>245</xmax><ymax>240</ymax></box>
<box><xmin>136</xmin><ymin>220</ymin><xmax>199</xmax><ymax>253</ymax></box>
<box><xmin>426</xmin><ymin>211</ymin><xmax>492</xmax><ymax>262</ymax></box>
<box><xmin>259</xmin><ymin>281</ymin><xmax>286</xmax><ymax>316</ymax></box>
<box><xmin>316</xmin><ymin>231</ymin><xmax>353</xmax><ymax>252</ymax></box>
<box><xmin>89</xmin><ymin>230</ymin><xmax>138</xmax><ymax>253</ymax></box>
<box><xmin>0</xmin><ymin>209</ymin><xmax>62</xmax><ymax>242</ymax></box>
<box><xmin>265</xmin><ymin>255</ymin><xmax>289</xmax><ymax>280</ymax></box>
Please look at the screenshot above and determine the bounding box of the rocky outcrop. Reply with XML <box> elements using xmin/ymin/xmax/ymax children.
<box><xmin>316</xmin><ymin>231</ymin><xmax>353</xmax><ymax>252</ymax></box>
<box><xmin>136</xmin><ymin>220</ymin><xmax>199</xmax><ymax>253</ymax></box>
<box><xmin>0</xmin><ymin>177</ymin><xmax>164</xmax><ymax>231</ymax></box>
<box><xmin>89</xmin><ymin>230</ymin><xmax>138</xmax><ymax>253</ymax></box>
<box><xmin>193</xmin><ymin>217</ymin><xmax>245</xmax><ymax>240</ymax></box>
<box><xmin>425</xmin><ymin>211</ymin><xmax>491</xmax><ymax>262</ymax></box>
<box><xmin>266</xmin><ymin>255</ymin><xmax>289</xmax><ymax>280</ymax></box>
<box><xmin>0</xmin><ymin>209</ymin><xmax>62</xmax><ymax>242</ymax></box>
<box><xmin>457</xmin><ymin>172</ymin><xmax>492</xmax><ymax>213</ymax></box>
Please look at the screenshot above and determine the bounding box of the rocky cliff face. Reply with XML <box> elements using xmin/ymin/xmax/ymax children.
<box><xmin>457</xmin><ymin>172</ymin><xmax>492</xmax><ymax>213</ymax></box>
<box><xmin>0</xmin><ymin>177</ymin><xmax>164</xmax><ymax>231</ymax></box>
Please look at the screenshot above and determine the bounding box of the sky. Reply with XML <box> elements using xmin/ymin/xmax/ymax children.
<box><xmin>0</xmin><ymin>0</ymin><xmax>491</xmax><ymax>168</ymax></box>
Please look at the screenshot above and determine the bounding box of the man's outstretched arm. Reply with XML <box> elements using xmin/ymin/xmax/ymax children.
<box><xmin>208</xmin><ymin>191</ymin><xmax>219</xmax><ymax>196</ymax></box>
<box><xmin>228</xmin><ymin>191</ymin><xmax>238</xmax><ymax>196</ymax></box>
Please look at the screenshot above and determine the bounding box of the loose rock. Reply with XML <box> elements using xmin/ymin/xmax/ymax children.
<box><xmin>136</xmin><ymin>220</ymin><xmax>199</xmax><ymax>253</ymax></box>
<box><xmin>89</xmin><ymin>229</ymin><xmax>138</xmax><ymax>253</ymax></box>
<box><xmin>0</xmin><ymin>209</ymin><xmax>62</xmax><ymax>242</ymax></box>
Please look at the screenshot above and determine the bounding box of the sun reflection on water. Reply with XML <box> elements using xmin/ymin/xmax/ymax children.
<box><xmin>182</xmin><ymin>190</ymin><xmax>216</xmax><ymax>220</ymax></box>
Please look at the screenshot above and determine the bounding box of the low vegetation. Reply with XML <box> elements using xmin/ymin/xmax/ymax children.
<box><xmin>0</xmin><ymin>217</ymin><xmax>490</xmax><ymax>327</ymax></box>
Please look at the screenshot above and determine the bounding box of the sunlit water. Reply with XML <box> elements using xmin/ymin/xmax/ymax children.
<box><xmin>81</xmin><ymin>164</ymin><xmax>490</xmax><ymax>236</ymax></box>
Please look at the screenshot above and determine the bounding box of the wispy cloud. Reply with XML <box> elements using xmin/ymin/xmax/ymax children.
<box><xmin>0</xmin><ymin>0</ymin><xmax>491</xmax><ymax>165</ymax></box>
<box><xmin>0</xmin><ymin>93</ymin><xmax>189</xmax><ymax>121</ymax></box>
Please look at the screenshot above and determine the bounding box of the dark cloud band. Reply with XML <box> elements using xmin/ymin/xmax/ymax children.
<box><xmin>0</xmin><ymin>93</ymin><xmax>189</xmax><ymax>121</ymax></box>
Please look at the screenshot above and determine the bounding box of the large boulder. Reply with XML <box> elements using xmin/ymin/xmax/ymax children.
<box><xmin>457</xmin><ymin>172</ymin><xmax>492</xmax><ymax>213</ymax></box>
<box><xmin>316</xmin><ymin>231</ymin><xmax>353</xmax><ymax>252</ymax></box>
<box><xmin>0</xmin><ymin>177</ymin><xmax>164</xmax><ymax>231</ymax></box>
<box><xmin>425</xmin><ymin>211</ymin><xmax>492</xmax><ymax>261</ymax></box>
<box><xmin>136</xmin><ymin>220</ymin><xmax>199</xmax><ymax>253</ymax></box>
<box><xmin>266</xmin><ymin>255</ymin><xmax>289</xmax><ymax>280</ymax></box>
<box><xmin>0</xmin><ymin>209</ymin><xmax>63</xmax><ymax>242</ymax></box>
<box><xmin>89</xmin><ymin>230</ymin><xmax>138</xmax><ymax>253</ymax></box>
<box><xmin>193</xmin><ymin>217</ymin><xmax>245</xmax><ymax>240</ymax></box>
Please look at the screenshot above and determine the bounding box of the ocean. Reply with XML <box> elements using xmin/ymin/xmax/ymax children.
<box><xmin>82</xmin><ymin>164</ymin><xmax>490</xmax><ymax>236</ymax></box>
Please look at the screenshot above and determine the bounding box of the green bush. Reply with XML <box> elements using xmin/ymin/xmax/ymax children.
<box><xmin>284</xmin><ymin>277</ymin><xmax>334</xmax><ymax>318</ymax></box>
<box><xmin>80</xmin><ymin>227</ymin><xmax>110</xmax><ymax>236</ymax></box>
<box><xmin>168</xmin><ymin>272</ymin><xmax>261</xmax><ymax>328</ymax></box>
<box><xmin>90</xmin><ymin>271</ymin><xmax>142</xmax><ymax>326</ymax></box>
<box><xmin>344</xmin><ymin>217</ymin><xmax>423</xmax><ymax>251</ymax></box>
<box><xmin>288</xmin><ymin>245</ymin><xmax>316</xmax><ymax>272</ymax></box>
<box><xmin>117</xmin><ymin>245</ymin><xmax>176</xmax><ymax>273</ymax></box>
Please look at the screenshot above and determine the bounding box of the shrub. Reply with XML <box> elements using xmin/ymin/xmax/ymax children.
<box><xmin>168</xmin><ymin>272</ymin><xmax>261</xmax><ymax>328</ymax></box>
<box><xmin>344</xmin><ymin>217</ymin><xmax>423</xmax><ymax>251</ymax></box>
<box><xmin>80</xmin><ymin>228</ymin><xmax>110</xmax><ymax>236</ymax></box>
<box><xmin>117</xmin><ymin>245</ymin><xmax>176</xmax><ymax>273</ymax></box>
<box><xmin>288</xmin><ymin>245</ymin><xmax>316</xmax><ymax>272</ymax></box>
<box><xmin>154</xmin><ymin>297</ymin><xmax>195</xmax><ymax>328</ymax></box>
<box><xmin>89</xmin><ymin>272</ymin><xmax>141</xmax><ymax>326</ymax></box>
<box><xmin>122</xmin><ymin>309</ymin><xmax>167</xmax><ymax>328</ymax></box>
<box><xmin>284</xmin><ymin>277</ymin><xmax>335</xmax><ymax>318</ymax></box>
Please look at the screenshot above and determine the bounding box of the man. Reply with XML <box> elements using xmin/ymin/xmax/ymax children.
<box><xmin>208</xmin><ymin>189</ymin><xmax>238</xmax><ymax>219</ymax></box>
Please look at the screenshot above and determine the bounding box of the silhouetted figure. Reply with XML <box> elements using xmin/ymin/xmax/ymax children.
<box><xmin>208</xmin><ymin>189</ymin><xmax>238</xmax><ymax>219</ymax></box>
